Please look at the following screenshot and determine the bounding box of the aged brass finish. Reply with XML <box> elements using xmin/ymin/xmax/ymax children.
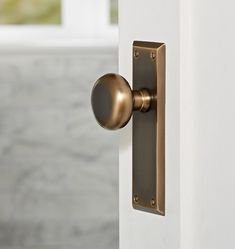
<box><xmin>91</xmin><ymin>41</ymin><xmax>165</xmax><ymax>215</ymax></box>
<box><xmin>91</xmin><ymin>73</ymin><xmax>152</xmax><ymax>130</ymax></box>
<box><xmin>133</xmin><ymin>195</ymin><xmax>139</xmax><ymax>203</ymax></box>
<box><xmin>133</xmin><ymin>89</ymin><xmax>152</xmax><ymax>112</ymax></box>
<box><xmin>132</xmin><ymin>41</ymin><xmax>165</xmax><ymax>215</ymax></box>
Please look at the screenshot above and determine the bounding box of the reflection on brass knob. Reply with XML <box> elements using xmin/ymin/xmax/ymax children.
<box><xmin>91</xmin><ymin>73</ymin><xmax>152</xmax><ymax>130</ymax></box>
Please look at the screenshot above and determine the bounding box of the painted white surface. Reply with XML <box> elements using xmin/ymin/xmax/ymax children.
<box><xmin>191</xmin><ymin>0</ymin><xmax>235</xmax><ymax>248</ymax></box>
<box><xmin>119</xmin><ymin>0</ymin><xmax>180</xmax><ymax>249</ymax></box>
<box><xmin>119</xmin><ymin>0</ymin><xmax>235</xmax><ymax>248</ymax></box>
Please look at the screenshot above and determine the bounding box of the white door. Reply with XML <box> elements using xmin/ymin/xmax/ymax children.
<box><xmin>119</xmin><ymin>0</ymin><xmax>235</xmax><ymax>249</ymax></box>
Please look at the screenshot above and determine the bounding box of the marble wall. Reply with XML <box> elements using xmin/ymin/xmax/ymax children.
<box><xmin>0</xmin><ymin>48</ymin><xmax>119</xmax><ymax>249</ymax></box>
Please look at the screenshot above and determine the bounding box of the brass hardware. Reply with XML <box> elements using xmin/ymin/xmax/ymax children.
<box><xmin>91</xmin><ymin>41</ymin><xmax>165</xmax><ymax>215</ymax></box>
<box><xmin>133</xmin><ymin>89</ymin><xmax>152</xmax><ymax>112</ymax></box>
<box><xmin>133</xmin><ymin>195</ymin><xmax>139</xmax><ymax>203</ymax></box>
<box><xmin>91</xmin><ymin>74</ymin><xmax>152</xmax><ymax>130</ymax></box>
<box><xmin>150</xmin><ymin>199</ymin><xmax>156</xmax><ymax>207</ymax></box>
<box><xmin>150</xmin><ymin>51</ymin><xmax>156</xmax><ymax>60</ymax></box>
<box><xmin>132</xmin><ymin>41</ymin><xmax>165</xmax><ymax>215</ymax></box>
<box><xmin>134</xmin><ymin>49</ymin><xmax>139</xmax><ymax>58</ymax></box>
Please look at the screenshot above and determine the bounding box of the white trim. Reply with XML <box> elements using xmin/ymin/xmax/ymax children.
<box><xmin>180</xmin><ymin>0</ymin><xmax>194</xmax><ymax>248</ymax></box>
<box><xmin>0</xmin><ymin>42</ymin><xmax>118</xmax><ymax>54</ymax></box>
<box><xmin>0</xmin><ymin>38</ymin><xmax>118</xmax><ymax>50</ymax></box>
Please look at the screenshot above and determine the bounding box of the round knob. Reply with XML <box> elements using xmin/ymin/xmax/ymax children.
<box><xmin>91</xmin><ymin>73</ymin><xmax>152</xmax><ymax>130</ymax></box>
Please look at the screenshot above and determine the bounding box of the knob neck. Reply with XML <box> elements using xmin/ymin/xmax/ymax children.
<box><xmin>133</xmin><ymin>89</ymin><xmax>152</xmax><ymax>112</ymax></box>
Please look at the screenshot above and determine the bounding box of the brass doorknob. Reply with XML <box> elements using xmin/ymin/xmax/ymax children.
<box><xmin>91</xmin><ymin>73</ymin><xmax>153</xmax><ymax>130</ymax></box>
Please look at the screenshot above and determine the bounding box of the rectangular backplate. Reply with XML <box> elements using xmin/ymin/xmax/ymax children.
<box><xmin>132</xmin><ymin>41</ymin><xmax>165</xmax><ymax>215</ymax></box>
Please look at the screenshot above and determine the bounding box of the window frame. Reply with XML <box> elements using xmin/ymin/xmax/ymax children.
<box><xmin>0</xmin><ymin>0</ymin><xmax>118</xmax><ymax>46</ymax></box>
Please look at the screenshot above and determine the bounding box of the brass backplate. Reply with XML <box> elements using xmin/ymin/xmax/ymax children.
<box><xmin>132</xmin><ymin>41</ymin><xmax>165</xmax><ymax>215</ymax></box>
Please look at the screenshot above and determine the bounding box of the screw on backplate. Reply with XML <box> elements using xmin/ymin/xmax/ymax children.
<box><xmin>150</xmin><ymin>198</ymin><xmax>156</xmax><ymax>207</ymax></box>
<box><xmin>134</xmin><ymin>49</ymin><xmax>139</xmax><ymax>58</ymax></box>
<box><xmin>150</xmin><ymin>51</ymin><xmax>156</xmax><ymax>60</ymax></box>
<box><xmin>133</xmin><ymin>195</ymin><xmax>139</xmax><ymax>203</ymax></box>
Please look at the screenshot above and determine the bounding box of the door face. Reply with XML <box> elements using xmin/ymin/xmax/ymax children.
<box><xmin>119</xmin><ymin>0</ymin><xmax>235</xmax><ymax>249</ymax></box>
<box><xmin>119</xmin><ymin>0</ymin><xmax>180</xmax><ymax>248</ymax></box>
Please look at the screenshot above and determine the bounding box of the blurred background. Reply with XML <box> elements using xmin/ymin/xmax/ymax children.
<box><xmin>0</xmin><ymin>1</ymin><xmax>119</xmax><ymax>249</ymax></box>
